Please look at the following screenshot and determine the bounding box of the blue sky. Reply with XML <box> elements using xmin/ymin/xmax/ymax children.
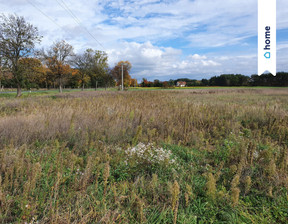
<box><xmin>1</xmin><ymin>0</ymin><xmax>288</xmax><ymax>81</ymax></box>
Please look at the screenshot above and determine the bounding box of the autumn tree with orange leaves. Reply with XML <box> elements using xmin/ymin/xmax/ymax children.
<box><xmin>39</xmin><ymin>40</ymin><xmax>74</xmax><ymax>93</ymax></box>
<box><xmin>130</xmin><ymin>78</ymin><xmax>138</xmax><ymax>87</ymax></box>
<box><xmin>18</xmin><ymin>58</ymin><xmax>45</xmax><ymax>88</ymax></box>
<box><xmin>111</xmin><ymin>61</ymin><xmax>132</xmax><ymax>88</ymax></box>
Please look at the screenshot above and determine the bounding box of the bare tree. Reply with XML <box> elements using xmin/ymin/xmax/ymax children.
<box><xmin>0</xmin><ymin>14</ymin><xmax>41</xmax><ymax>97</ymax></box>
<box><xmin>39</xmin><ymin>40</ymin><xmax>74</xmax><ymax>93</ymax></box>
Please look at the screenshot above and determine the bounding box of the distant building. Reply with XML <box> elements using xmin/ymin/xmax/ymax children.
<box><xmin>176</xmin><ymin>81</ymin><xmax>186</xmax><ymax>87</ymax></box>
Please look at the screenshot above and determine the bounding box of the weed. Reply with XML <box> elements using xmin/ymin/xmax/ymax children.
<box><xmin>0</xmin><ymin>88</ymin><xmax>288</xmax><ymax>223</ymax></box>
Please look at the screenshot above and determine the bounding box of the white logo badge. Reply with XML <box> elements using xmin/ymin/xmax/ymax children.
<box><xmin>258</xmin><ymin>0</ymin><xmax>276</xmax><ymax>76</ymax></box>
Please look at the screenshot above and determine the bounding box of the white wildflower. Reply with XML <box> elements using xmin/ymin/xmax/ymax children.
<box><xmin>125</xmin><ymin>143</ymin><xmax>176</xmax><ymax>165</ymax></box>
<box><xmin>253</xmin><ymin>151</ymin><xmax>259</xmax><ymax>159</ymax></box>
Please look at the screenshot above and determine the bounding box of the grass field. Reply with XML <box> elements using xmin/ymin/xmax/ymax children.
<box><xmin>0</xmin><ymin>88</ymin><xmax>288</xmax><ymax>223</ymax></box>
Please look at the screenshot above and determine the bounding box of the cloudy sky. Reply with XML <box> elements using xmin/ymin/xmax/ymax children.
<box><xmin>1</xmin><ymin>0</ymin><xmax>288</xmax><ymax>81</ymax></box>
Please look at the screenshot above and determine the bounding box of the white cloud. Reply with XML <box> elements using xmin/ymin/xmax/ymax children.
<box><xmin>0</xmin><ymin>0</ymin><xmax>287</xmax><ymax>80</ymax></box>
<box><xmin>105</xmin><ymin>40</ymin><xmax>288</xmax><ymax>81</ymax></box>
<box><xmin>189</xmin><ymin>54</ymin><xmax>207</xmax><ymax>60</ymax></box>
<box><xmin>107</xmin><ymin>41</ymin><xmax>226</xmax><ymax>80</ymax></box>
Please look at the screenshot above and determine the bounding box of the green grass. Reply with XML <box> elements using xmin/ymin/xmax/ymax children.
<box><xmin>0</xmin><ymin>87</ymin><xmax>119</xmax><ymax>98</ymax></box>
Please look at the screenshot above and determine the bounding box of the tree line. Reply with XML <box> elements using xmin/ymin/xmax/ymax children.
<box><xmin>0</xmin><ymin>14</ymin><xmax>136</xmax><ymax>96</ymax></box>
<box><xmin>140</xmin><ymin>73</ymin><xmax>288</xmax><ymax>88</ymax></box>
<box><xmin>1</xmin><ymin>14</ymin><xmax>287</xmax><ymax>97</ymax></box>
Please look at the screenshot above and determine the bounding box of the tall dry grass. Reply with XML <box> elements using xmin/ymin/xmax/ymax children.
<box><xmin>0</xmin><ymin>88</ymin><xmax>288</xmax><ymax>223</ymax></box>
<box><xmin>1</xmin><ymin>88</ymin><xmax>287</xmax><ymax>148</ymax></box>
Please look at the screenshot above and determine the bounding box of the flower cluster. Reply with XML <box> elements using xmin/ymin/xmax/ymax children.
<box><xmin>125</xmin><ymin>143</ymin><xmax>176</xmax><ymax>165</ymax></box>
<box><xmin>76</xmin><ymin>168</ymin><xmax>84</xmax><ymax>176</ymax></box>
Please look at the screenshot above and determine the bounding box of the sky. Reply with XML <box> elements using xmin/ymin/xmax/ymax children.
<box><xmin>1</xmin><ymin>0</ymin><xmax>288</xmax><ymax>81</ymax></box>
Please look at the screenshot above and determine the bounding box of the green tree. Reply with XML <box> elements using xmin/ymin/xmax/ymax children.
<box><xmin>201</xmin><ymin>79</ymin><xmax>209</xmax><ymax>86</ymax></box>
<box><xmin>154</xmin><ymin>79</ymin><xmax>162</xmax><ymax>87</ymax></box>
<box><xmin>275</xmin><ymin>72</ymin><xmax>288</xmax><ymax>86</ymax></box>
<box><xmin>89</xmin><ymin>50</ymin><xmax>111</xmax><ymax>89</ymax></box>
<box><xmin>72</xmin><ymin>49</ymin><xmax>111</xmax><ymax>90</ymax></box>
<box><xmin>0</xmin><ymin>57</ymin><xmax>8</xmax><ymax>90</ymax></box>
<box><xmin>0</xmin><ymin>14</ymin><xmax>42</xmax><ymax>96</ymax></box>
<box><xmin>73</xmin><ymin>49</ymin><xmax>110</xmax><ymax>90</ymax></box>
<box><xmin>73</xmin><ymin>49</ymin><xmax>94</xmax><ymax>90</ymax></box>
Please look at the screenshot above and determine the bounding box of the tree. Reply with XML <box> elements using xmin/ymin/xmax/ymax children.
<box><xmin>168</xmin><ymin>79</ymin><xmax>175</xmax><ymax>87</ymax></box>
<box><xmin>153</xmin><ymin>79</ymin><xmax>162</xmax><ymax>87</ymax></box>
<box><xmin>0</xmin><ymin>14</ymin><xmax>42</xmax><ymax>96</ymax></box>
<box><xmin>275</xmin><ymin>72</ymin><xmax>288</xmax><ymax>86</ymax></box>
<box><xmin>0</xmin><ymin>56</ymin><xmax>8</xmax><ymax>90</ymax></box>
<box><xmin>89</xmin><ymin>50</ymin><xmax>110</xmax><ymax>89</ymax></box>
<box><xmin>130</xmin><ymin>78</ymin><xmax>138</xmax><ymax>87</ymax></box>
<box><xmin>40</xmin><ymin>65</ymin><xmax>53</xmax><ymax>89</ymax></box>
<box><xmin>73</xmin><ymin>49</ymin><xmax>93</xmax><ymax>90</ymax></box>
<box><xmin>0</xmin><ymin>67</ymin><xmax>4</xmax><ymax>90</ymax></box>
<box><xmin>201</xmin><ymin>79</ymin><xmax>209</xmax><ymax>86</ymax></box>
<box><xmin>94</xmin><ymin>67</ymin><xmax>115</xmax><ymax>89</ymax></box>
<box><xmin>39</xmin><ymin>40</ymin><xmax>74</xmax><ymax>93</ymax></box>
<box><xmin>18</xmin><ymin>57</ymin><xmax>44</xmax><ymax>88</ymax></box>
<box><xmin>162</xmin><ymin>81</ymin><xmax>169</xmax><ymax>88</ymax></box>
<box><xmin>141</xmin><ymin>78</ymin><xmax>153</xmax><ymax>87</ymax></box>
<box><xmin>111</xmin><ymin>61</ymin><xmax>132</xmax><ymax>88</ymax></box>
<box><xmin>72</xmin><ymin>49</ymin><xmax>110</xmax><ymax>89</ymax></box>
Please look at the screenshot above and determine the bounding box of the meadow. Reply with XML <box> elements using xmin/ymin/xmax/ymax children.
<box><xmin>0</xmin><ymin>88</ymin><xmax>288</xmax><ymax>223</ymax></box>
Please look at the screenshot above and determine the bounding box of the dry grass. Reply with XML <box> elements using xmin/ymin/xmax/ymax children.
<box><xmin>1</xmin><ymin>88</ymin><xmax>287</xmax><ymax>147</ymax></box>
<box><xmin>0</xmin><ymin>88</ymin><xmax>288</xmax><ymax>223</ymax></box>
